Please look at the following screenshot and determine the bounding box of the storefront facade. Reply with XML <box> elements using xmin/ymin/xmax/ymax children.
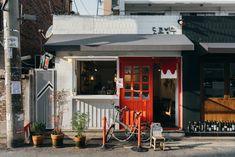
<box><xmin>45</xmin><ymin>16</ymin><xmax>194</xmax><ymax>130</ymax></box>
<box><xmin>182</xmin><ymin>16</ymin><xmax>235</xmax><ymax>128</ymax></box>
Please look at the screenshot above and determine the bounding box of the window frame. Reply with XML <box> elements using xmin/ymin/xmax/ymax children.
<box><xmin>201</xmin><ymin>61</ymin><xmax>235</xmax><ymax>99</ymax></box>
<box><xmin>73</xmin><ymin>57</ymin><xmax>119</xmax><ymax>96</ymax></box>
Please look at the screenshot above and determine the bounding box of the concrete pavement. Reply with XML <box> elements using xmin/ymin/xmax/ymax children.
<box><xmin>1</xmin><ymin>136</ymin><xmax>235</xmax><ymax>157</ymax></box>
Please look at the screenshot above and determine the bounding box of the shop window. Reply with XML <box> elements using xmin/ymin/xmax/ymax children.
<box><xmin>230</xmin><ymin>63</ymin><xmax>235</xmax><ymax>97</ymax></box>
<box><xmin>203</xmin><ymin>63</ymin><xmax>224</xmax><ymax>98</ymax></box>
<box><xmin>77</xmin><ymin>61</ymin><xmax>116</xmax><ymax>95</ymax></box>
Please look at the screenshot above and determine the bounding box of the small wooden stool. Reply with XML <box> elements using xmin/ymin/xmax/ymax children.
<box><xmin>150</xmin><ymin>136</ymin><xmax>165</xmax><ymax>151</ymax></box>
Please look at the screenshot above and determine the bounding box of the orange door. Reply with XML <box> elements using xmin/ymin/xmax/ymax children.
<box><xmin>120</xmin><ymin>62</ymin><xmax>153</xmax><ymax>126</ymax></box>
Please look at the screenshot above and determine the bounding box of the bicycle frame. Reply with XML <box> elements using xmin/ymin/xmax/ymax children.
<box><xmin>113</xmin><ymin>106</ymin><xmax>138</xmax><ymax>132</ymax></box>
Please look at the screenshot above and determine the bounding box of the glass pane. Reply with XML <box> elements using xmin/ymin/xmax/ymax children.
<box><xmin>134</xmin><ymin>84</ymin><xmax>140</xmax><ymax>90</ymax></box>
<box><xmin>79</xmin><ymin>61</ymin><xmax>116</xmax><ymax>95</ymax></box>
<box><xmin>124</xmin><ymin>66</ymin><xmax>131</xmax><ymax>74</ymax></box>
<box><xmin>142</xmin><ymin>92</ymin><xmax>149</xmax><ymax>100</ymax></box>
<box><xmin>125</xmin><ymin>83</ymin><xmax>131</xmax><ymax>90</ymax></box>
<box><xmin>133</xmin><ymin>74</ymin><xmax>140</xmax><ymax>82</ymax></box>
<box><xmin>230</xmin><ymin>80</ymin><xmax>235</xmax><ymax>97</ymax></box>
<box><xmin>204</xmin><ymin>63</ymin><xmax>224</xmax><ymax>97</ymax></box>
<box><xmin>142</xmin><ymin>84</ymin><xmax>149</xmax><ymax>90</ymax></box>
<box><xmin>125</xmin><ymin>92</ymin><xmax>131</xmax><ymax>99</ymax></box>
<box><xmin>142</xmin><ymin>75</ymin><xmax>149</xmax><ymax>82</ymax></box>
<box><xmin>133</xmin><ymin>92</ymin><xmax>140</xmax><ymax>99</ymax></box>
<box><xmin>142</xmin><ymin>66</ymin><xmax>149</xmax><ymax>74</ymax></box>
<box><xmin>133</xmin><ymin>66</ymin><xmax>140</xmax><ymax>74</ymax></box>
<box><xmin>231</xmin><ymin>63</ymin><xmax>235</xmax><ymax>79</ymax></box>
<box><xmin>124</xmin><ymin>75</ymin><xmax>131</xmax><ymax>82</ymax></box>
<box><xmin>230</xmin><ymin>63</ymin><xmax>235</xmax><ymax>97</ymax></box>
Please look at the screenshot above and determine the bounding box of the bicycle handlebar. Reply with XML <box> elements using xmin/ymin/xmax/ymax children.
<box><xmin>114</xmin><ymin>105</ymin><xmax>129</xmax><ymax>113</ymax></box>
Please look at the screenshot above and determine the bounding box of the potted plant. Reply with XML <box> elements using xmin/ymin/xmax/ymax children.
<box><xmin>31</xmin><ymin>122</ymin><xmax>46</xmax><ymax>147</ymax></box>
<box><xmin>50</xmin><ymin>89</ymin><xmax>69</xmax><ymax>148</ymax></box>
<box><xmin>71</xmin><ymin>112</ymin><xmax>88</xmax><ymax>148</ymax></box>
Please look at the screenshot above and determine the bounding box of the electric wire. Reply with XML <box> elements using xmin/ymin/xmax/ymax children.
<box><xmin>73</xmin><ymin>0</ymin><xmax>79</xmax><ymax>13</ymax></box>
<box><xmin>80</xmin><ymin>0</ymin><xmax>91</xmax><ymax>15</ymax></box>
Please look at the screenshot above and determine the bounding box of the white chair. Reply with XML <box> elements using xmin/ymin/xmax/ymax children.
<box><xmin>150</xmin><ymin>123</ymin><xmax>165</xmax><ymax>151</ymax></box>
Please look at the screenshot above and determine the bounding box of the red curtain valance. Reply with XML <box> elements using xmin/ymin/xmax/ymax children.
<box><xmin>159</xmin><ymin>58</ymin><xmax>177</xmax><ymax>74</ymax></box>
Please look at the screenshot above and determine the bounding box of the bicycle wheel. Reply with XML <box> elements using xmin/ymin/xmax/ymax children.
<box><xmin>112</xmin><ymin>128</ymin><xmax>136</xmax><ymax>142</ymax></box>
<box><xmin>106</xmin><ymin>125</ymin><xmax>115</xmax><ymax>142</ymax></box>
<box><xmin>134</xmin><ymin>124</ymin><xmax>150</xmax><ymax>142</ymax></box>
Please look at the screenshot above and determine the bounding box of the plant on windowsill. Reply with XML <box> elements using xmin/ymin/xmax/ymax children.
<box><xmin>71</xmin><ymin>112</ymin><xmax>88</xmax><ymax>148</ymax></box>
<box><xmin>50</xmin><ymin>89</ymin><xmax>69</xmax><ymax>148</ymax></box>
<box><xmin>31</xmin><ymin>122</ymin><xmax>46</xmax><ymax>147</ymax></box>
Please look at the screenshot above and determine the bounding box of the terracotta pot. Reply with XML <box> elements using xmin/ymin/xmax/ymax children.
<box><xmin>74</xmin><ymin>136</ymin><xmax>86</xmax><ymax>148</ymax></box>
<box><xmin>51</xmin><ymin>134</ymin><xmax>64</xmax><ymax>148</ymax></box>
<box><xmin>32</xmin><ymin>135</ymin><xmax>44</xmax><ymax>147</ymax></box>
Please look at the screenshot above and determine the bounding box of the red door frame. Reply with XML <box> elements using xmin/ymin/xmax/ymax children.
<box><xmin>119</xmin><ymin>57</ymin><xmax>182</xmax><ymax>130</ymax></box>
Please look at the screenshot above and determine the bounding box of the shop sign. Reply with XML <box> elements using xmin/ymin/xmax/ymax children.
<box><xmin>152</xmin><ymin>26</ymin><xmax>177</xmax><ymax>35</ymax></box>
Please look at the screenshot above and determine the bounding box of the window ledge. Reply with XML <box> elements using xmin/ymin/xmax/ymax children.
<box><xmin>72</xmin><ymin>95</ymin><xmax>119</xmax><ymax>100</ymax></box>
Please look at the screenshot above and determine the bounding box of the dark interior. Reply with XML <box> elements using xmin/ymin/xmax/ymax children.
<box><xmin>153</xmin><ymin>64</ymin><xmax>177</xmax><ymax>128</ymax></box>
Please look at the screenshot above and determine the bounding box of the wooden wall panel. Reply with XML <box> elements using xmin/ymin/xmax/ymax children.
<box><xmin>204</xmin><ymin>98</ymin><xmax>235</xmax><ymax>121</ymax></box>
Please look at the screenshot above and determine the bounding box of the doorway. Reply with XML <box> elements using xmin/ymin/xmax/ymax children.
<box><xmin>119</xmin><ymin>57</ymin><xmax>181</xmax><ymax>129</ymax></box>
<box><xmin>153</xmin><ymin>64</ymin><xmax>178</xmax><ymax>128</ymax></box>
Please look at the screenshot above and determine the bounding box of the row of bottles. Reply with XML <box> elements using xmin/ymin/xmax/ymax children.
<box><xmin>187</xmin><ymin>121</ymin><xmax>235</xmax><ymax>132</ymax></box>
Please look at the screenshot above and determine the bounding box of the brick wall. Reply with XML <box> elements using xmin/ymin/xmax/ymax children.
<box><xmin>20</xmin><ymin>0</ymin><xmax>71</xmax><ymax>61</ymax></box>
<box><xmin>0</xmin><ymin>0</ymin><xmax>71</xmax><ymax>68</ymax></box>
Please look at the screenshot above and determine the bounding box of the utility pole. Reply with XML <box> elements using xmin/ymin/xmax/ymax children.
<box><xmin>3</xmin><ymin>0</ymin><xmax>24</xmax><ymax>148</ymax></box>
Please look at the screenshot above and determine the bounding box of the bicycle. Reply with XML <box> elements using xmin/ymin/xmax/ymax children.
<box><xmin>106</xmin><ymin>105</ymin><xmax>150</xmax><ymax>143</ymax></box>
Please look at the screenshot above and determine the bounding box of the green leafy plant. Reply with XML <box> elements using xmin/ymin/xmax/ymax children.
<box><xmin>31</xmin><ymin>122</ymin><xmax>46</xmax><ymax>136</ymax></box>
<box><xmin>71</xmin><ymin>112</ymin><xmax>88</xmax><ymax>137</ymax></box>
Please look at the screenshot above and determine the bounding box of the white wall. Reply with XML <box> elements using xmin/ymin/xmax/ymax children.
<box><xmin>72</xmin><ymin>0</ymin><xmax>104</xmax><ymax>15</ymax></box>
<box><xmin>73</xmin><ymin>99</ymin><xmax>119</xmax><ymax>129</ymax></box>
<box><xmin>53</xmin><ymin>16</ymin><xmax>182</xmax><ymax>35</ymax></box>
<box><xmin>55</xmin><ymin>58</ymin><xmax>74</xmax><ymax>129</ymax></box>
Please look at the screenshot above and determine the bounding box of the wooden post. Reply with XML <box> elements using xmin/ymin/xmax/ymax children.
<box><xmin>131</xmin><ymin>114</ymin><xmax>148</xmax><ymax>152</ymax></box>
<box><xmin>101</xmin><ymin>116</ymin><xmax>107</xmax><ymax>149</ymax></box>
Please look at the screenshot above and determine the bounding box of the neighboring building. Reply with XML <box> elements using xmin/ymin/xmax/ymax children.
<box><xmin>117</xmin><ymin>0</ymin><xmax>235</xmax><ymax>15</ymax></box>
<box><xmin>182</xmin><ymin>16</ymin><xmax>235</xmax><ymax>127</ymax></box>
<box><xmin>0</xmin><ymin>0</ymin><xmax>71</xmax><ymax>137</ymax></box>
<box><xmin>72</xmin><ymin>0</ymin><xmax>113</xmax><ymax>15</ymax></box>
<box><xmin>45</xmin><ymin>15</ymin><xmax>194</xmax><ymax>130</ymax></box>
<box><xmin>0</xmin><ymin>0</ymin><xmax>72</xmax><ymax>72</ymax></box>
